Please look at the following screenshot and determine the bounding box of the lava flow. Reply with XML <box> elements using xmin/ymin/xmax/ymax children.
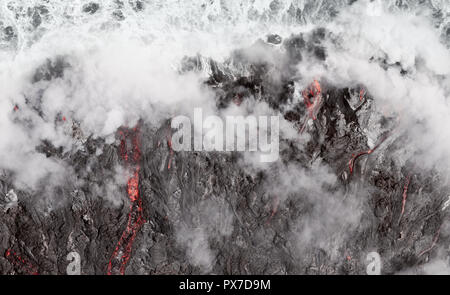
<box><xmin>359</xmin><ymin>89</ymin><xmax>365</xmax><ymax>101</ymax></box>
<box><xmin>107</xmin><ymin>124</ymin><xmax>145</xmax><ymax>275</ymax></box>
<box><xmin>300</xmin><ymin>80</ymin><xmax>322</xmax><ymax>134</ymax></box>
<box><xmin>166</xmin><ymin>123</ymin><xmax>174</xmax><ymax>170</ymax></box>
<box><xmin>265</xmin><ymin>195</ymin><xmax>279</xmax><ymax>225</ymax></box>
<box><xmin>398</xmin><ymin>174</ymin><xmax>411</xmax><ymax>224</ymax></box>
<box><xmin>5</xmin><ymin>249</ymin><xmax>39</xmax><ymax>275</ymax></box>
<box><xmin>418</xmin><ymin>225</ymin><xmax>441</xmax><ymax>258</ymax></box>
<box><xmin>167</xmin><ymin>138</ymin><xmax>174</xmax><ymax>170</ymax></box>
<box><xmin>348</xmin><ymin>134</ymin><xmax>389</xmax><ymax>174</ymax></box>
<box><xmin>233</xmin><ymin>93</ymin><xmax>243</xmax><ymax>106</ymax></box>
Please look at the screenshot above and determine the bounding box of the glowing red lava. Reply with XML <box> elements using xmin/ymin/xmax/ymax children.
<box><xmin>359</xmin><ymin>89</ymin><xmax>365</xmax><ymax>102</ymax></box>
<box><xmin>5</xmin><ymin>249</ymin><xmax>39</xmax><ymax>275</ymax></box>
<box><xmin>265</xmin><ymin>196</ymin><xmax>279</xmax><ymax>225</ymax></box>
<box><xmin>107</xmin><ymin>124</ymin><xmax>145</xmax><ymax>275</ymax></box>
<box><xmin>348</xmin><ymin>135</ymin><xmax>389</xmax><ymax>174</ymax></box>
<box><xmin>303</xmin><ymin>80</ymin><xmax>321</xmax><ymax>120</ymax></box>
<box><xmin>300</xmin><ymin>80</ymin><xmax>322</xmax><ymax>134</ymax></box>
<box><xmin>167</xmin><ymin>136</ymin><xmax>173</xmax><ymax>170</ymax></box>
<box><xmin>233</xmin><ymin>94</ymin><xmax>243</xmax><ymax>106</ymax></box>
<box><xmin>418</xmin><ymin>226</ymin><xmax>441</xmax><ymax>257</ymax></box>
<box><xmin>398</xmin><ymin>174</ymin><xmax>411</xmax><ymax>224</ymax></box>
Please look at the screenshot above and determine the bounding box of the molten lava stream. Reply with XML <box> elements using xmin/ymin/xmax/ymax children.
<box><xmin>348</xmin><ymin>134</ymin><xmax>389</xmax><ymax>174</ymax></box>
<box><xmin>265</xmin><ymin>196</ymin><xmax>279</xmax><ymax>225</ymax></box>
<box><xmin>167</xmin><ymin>138</ymin><xmax>174</xmax><ymax>170</ymax></box>
<box><xmin>5</xmin><ymin>249</ymin><xmax>39</xmax><ymax>275</ymax></box>
<box><xmin>359</xmin><ymin>88</ymin><xmax>365</xmax><ymax>101</ymax></box>
<box><xmin>107</xmin><ymin>125</ymin><xmax>145</xmax><ymax>275</ymax></box>
<box><xmin>300</xmin><ymin>80</ymin><xmax>322</xmax><ymax>134</ymax></box>
<box><xmin>418</xmin><ymin>225</ymin><xmax>441</xmax><ymax>257</ymax></box>
<box><xmin>398</xmin><ymin>174</ymin><xmax>411</xmax><ymax>224</ymax></box>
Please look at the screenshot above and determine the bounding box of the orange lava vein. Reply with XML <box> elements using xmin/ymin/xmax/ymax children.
<box><xmin>418</xmin><ymin>226</ymin><xmax>441</xmax><ymax>257</ymax></box>
<box><xmin>266</xmin><ymin>196</ymin><xmax>279</xmax><ymax>225</ymax></box>
<box><xmin>107</xmin><ymin>124</ymin><xmax>145</xmax><ymax>275</ymax></box>
<box><xmin>166</xmin><ymin>126</ymin><xmax>174</xmax><ymax>170</ymax></box>
<box><xmin>300</xmin><ymin>80</ymin><xmax>322</xmax><ymax>134</ymax></box>
<box><xmin>398</xmin><ymin>175</ymin><xmax>411</xmax><ymax>224</ymax></box>
<box><xmin>348</xmin><ymin>134</ymin><xmax>389</xmax><ymax>174</ymax></box>
<box><xmin>5</xmin><ymin>249</ymin><xmax>39</xmax><ymax>275</ymax></box>
<box><xmin>359</xmin><ymin>89</ymin><xmax>365</xmax><ymax>101</ymax></box>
